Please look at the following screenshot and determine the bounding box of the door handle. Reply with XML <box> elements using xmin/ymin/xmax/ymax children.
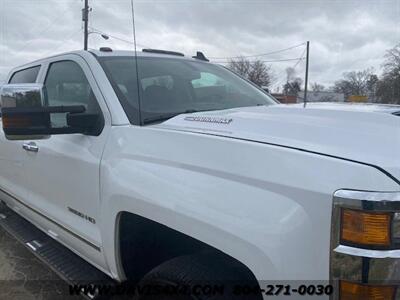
<box><xmin>22</xmin><ymin>142</ymin><xmax>39</xmax><ymax>153</ymax></box>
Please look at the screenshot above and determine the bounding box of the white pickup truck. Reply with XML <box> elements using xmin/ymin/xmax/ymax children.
<box><xmin>0</xmin><ymin>49</ymin><xmax>399</xmax><ymax>300</ymax></box>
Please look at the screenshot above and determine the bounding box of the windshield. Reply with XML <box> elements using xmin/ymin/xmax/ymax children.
<box><xmin>98</xmin><ymin>56</ymin><xmax>277</xmax><ymax>125</ymax></box>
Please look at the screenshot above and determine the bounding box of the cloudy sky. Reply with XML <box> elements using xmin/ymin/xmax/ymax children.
<box><xmin>0</xmin><ymin>0</ymin><xmax>399</xmax><ymax>90</ymax></box>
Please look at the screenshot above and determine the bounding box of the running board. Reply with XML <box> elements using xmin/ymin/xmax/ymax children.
<box><xmin>0</xmin><ymin>202</ymin><xmax>116</xmax><ymax>300</ymax></box>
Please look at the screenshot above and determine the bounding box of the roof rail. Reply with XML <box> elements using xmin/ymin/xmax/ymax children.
<box><xmin>142</xmin><ymin>49</ymin><xmax>184</xmax><ymax>57</ymax></box>
<box><xmin>99</xmin><ymin>47</ymin><xmax>113</xmax><ymax>52</ymax></box>
<box><xmin>192</xmin><ymin>51</ymin><xmax>209</xmax><ymax>62</ymax></box>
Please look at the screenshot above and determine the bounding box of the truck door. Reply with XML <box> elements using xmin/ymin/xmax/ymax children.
<box><xmin>21</xmin><ymin>55</ymin><xmax>110</xmax><ymax>269</ymax></box>
<box><xmin>0</xmin><ymin>126</ymin><xmax>28</xmax><ymax>204</ymax></box>
<box><xmin>0</xmin><ymin>66</ymin><xmax>42</xmax><ymax>206</ymax></box>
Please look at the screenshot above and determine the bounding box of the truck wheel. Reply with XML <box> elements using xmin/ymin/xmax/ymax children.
<box><xmin>134</xmin><ymin>252</ymin><xmax>261</xmax><ymax>300</ymax></box>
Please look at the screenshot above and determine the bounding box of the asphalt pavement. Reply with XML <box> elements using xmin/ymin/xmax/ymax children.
<box><xmin>0</xmin><ymin>226</ymin><xmax>83</xmax><ymax>300</ymax></box>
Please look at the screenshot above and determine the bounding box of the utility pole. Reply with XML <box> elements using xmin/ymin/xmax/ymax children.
<box><xmin>303</xmin><ymin>41</ymin><xmax>310</xmax><ymax>107</ymax></box>
<box><xmin>82</xmin><ymin>0</ymin><xmax>89</xmax><ymax>50</ymax></box>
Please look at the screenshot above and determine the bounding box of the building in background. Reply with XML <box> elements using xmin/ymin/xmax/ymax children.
<box><xmin>271</xmin><ymin>94</ymin><xmax>297</xmax><ymax>104</ymax></box>
<box><xmin>272</xmin><ymin>91</ymin><xmax>345</xmax><ymax>104</ymax></box>
<box><xmin>297</xmin><ymin>91</ymin><xmax>345</xmax><ymax>103</ymax></box>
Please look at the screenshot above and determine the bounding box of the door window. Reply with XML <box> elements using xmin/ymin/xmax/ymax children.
<box><xmin>44</xmin><ymin>60</ymin><xmax>101</xmax><ymax>127</ymax></box>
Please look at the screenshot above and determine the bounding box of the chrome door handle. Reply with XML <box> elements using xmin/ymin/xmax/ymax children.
<box><xmin>22</xmin><ymin>142</ymin><xmax>39</xmax><ymax>153</ymax></box>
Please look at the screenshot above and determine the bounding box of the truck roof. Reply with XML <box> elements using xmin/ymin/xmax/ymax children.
<box><xmin>12</xmin><ymin>49</ymin><xmax>207</xmax><ymax>72</ymax></box>
<box><xmin>90</xmin><ymin>49</ymin><xmax>198</xmax><ymax>59</ymax></box>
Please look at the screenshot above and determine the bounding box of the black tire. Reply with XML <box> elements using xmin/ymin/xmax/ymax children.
<box><xmin>133</xmin><ymin>252</ymin><xmax>262</xmax><ymax>300</ymax></box>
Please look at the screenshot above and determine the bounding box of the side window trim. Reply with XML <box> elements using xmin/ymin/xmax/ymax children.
<box><xmin>41</xmin><ymin>54</ymin><xmax>112</xmax><ymax>125</ymax></box>
<box><xmin>43</xmin><ymin>59</ymin><xmax>104</xmax><ymax>111</ymax></box>
<box><xmin>44</xmin><ymin>59</ymin><xmax>100</xmax><ymax>108</ymax></box>
<box><xmin>44</xmin><ymin>60</ymin><xmax>68</xmax><ymax>84</ymax></box>
<box><xmin>43</xmin><ymin>59</ymin><xmax>105</xmax><ymax>135</ymax></box>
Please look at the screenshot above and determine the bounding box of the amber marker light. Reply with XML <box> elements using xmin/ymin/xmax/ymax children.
<box><xmin>341</xmin><ymin>208</ymin><xmax>392</xmax><ymax>248</ymax></box>
<box><xmin>340</xmin><ymin>281</ymin><xmax>396</xmax><ymax>300</ymax></box>
<box><xmin>2</xmin><ymin>115</ymin><xmax>32</xmax><ymax>128</ymax></box>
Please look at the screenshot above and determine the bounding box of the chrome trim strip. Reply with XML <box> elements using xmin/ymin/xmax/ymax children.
<box><xmin>26</xmin><ymin>242</ymin><xmax>38</xmax><ymax>252</ymax></box>
<box><xmin>334</xmin><ymin>190</ymin><xmax>400</xmax><ymax>202</ymax></box>
<box><xmin>334</xmin><ymin>245</ymin><xmax>400</xmax><ymax>259</ymax></box>
<box><xmin>0</xmin><ymin>188</ymin><xmax>101</xmax><ymax>252</ymax></box>
<box><xmin>333</xmin><ymin>190</ymin><xmax>400</xmax><ymax>212</ymax></box>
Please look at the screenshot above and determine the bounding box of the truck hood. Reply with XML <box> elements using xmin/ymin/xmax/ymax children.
<box><xmin>156</xmin><ymin>103</ymin><xmax>400</xmax><ymax>182</ymax></box>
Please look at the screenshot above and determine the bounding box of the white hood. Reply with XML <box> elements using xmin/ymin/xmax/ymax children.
<box><xmin>156</xmin><ymin>103</ymin><xmax>400</xmax><ymax>182</ymax></box>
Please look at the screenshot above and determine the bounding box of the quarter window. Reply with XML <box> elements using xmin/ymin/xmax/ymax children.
<box><xmin>9</xmin><ymin>66</ymin><xmax>40</xmax><ymax>84</ymax></box>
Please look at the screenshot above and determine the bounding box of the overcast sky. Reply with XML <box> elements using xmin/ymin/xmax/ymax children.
<box><xmin>0</xmin><ymin>0</ymin><xmax>399</xmax><ymax>90</ymax></box>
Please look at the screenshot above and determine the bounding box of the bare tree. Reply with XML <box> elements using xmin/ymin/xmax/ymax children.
<box><xmin>333</xmin><ymin>68</ymin><xmax>376</xmax><ymax>98</ymax></box>
<box><xmin>312</xmin><ymin>83</ymin><xmax>323</xmax><ymax>92</ymax></box>
<box><xmin>376</xmin><ymin>44</ymin><xmax>400</xmax><ymax>104</ymax></box>
<box><xmin>311</xmin><ymin>82</ymin><xmax>325</xmax><ymax>92</ymax></box>
<box><xmin>228</xmin><ymin>57</ymin><xmax>274</xmax><ymax>88</ymax></box>
<box><xmin>383</xmin><ymin>43</ymin><xmax>400</xmax><ymax>75</ymax></box>
<box><xmin>228</xmin><ymin>57</ymin><xmax>250</xmax><ymax>77</ymax></box>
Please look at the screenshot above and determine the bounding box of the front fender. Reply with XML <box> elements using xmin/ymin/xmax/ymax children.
<box><xmin>99</xmin><ymin>126</ymin><xmax>399</xmax><ymax>282</ymax></box>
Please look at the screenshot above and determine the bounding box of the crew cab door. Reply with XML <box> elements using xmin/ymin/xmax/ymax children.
<box><xmin>0</xmin><ymin>123</ymin><xmax>28</xmax><ymax>202</ymax></box>
<box><xmin>0</xmin><ymin>66</ymin><xmax>42</xmax><ymax>207</ymax></box>
<box><xmin>21</xmin><ymin>55</ymin><xmax>110</xmax><ymax>268</ymax></box>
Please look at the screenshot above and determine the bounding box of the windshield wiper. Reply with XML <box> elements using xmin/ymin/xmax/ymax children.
<box><xmin>142</xmin><ymin>109</ymin><xmax>217</xmax><ymax>125</ymax></box>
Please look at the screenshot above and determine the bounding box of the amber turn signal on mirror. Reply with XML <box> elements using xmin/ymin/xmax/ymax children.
<box><xmin>2</xmin><ymin>115</ymin><xmax>33</xmax><ymax>128</ymax></box>
<box><xmin>340</xmin><ymin>208</ymin><xmax>392</xmax><ymax>248</ymax></box>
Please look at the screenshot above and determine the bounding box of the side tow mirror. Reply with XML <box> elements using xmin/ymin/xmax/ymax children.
<box><xmin>0</xmin><ymin>84</ymin><xmax>101</xmax><ymax>140</ymax></box>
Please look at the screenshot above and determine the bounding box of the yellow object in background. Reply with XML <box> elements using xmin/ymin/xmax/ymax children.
<box><xmin>348</xmin><ymin>95</ymin><xmax>368</xmax><ymax>102</ymax></box>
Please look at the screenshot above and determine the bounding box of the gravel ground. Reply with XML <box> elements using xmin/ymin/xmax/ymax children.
<box><xmin>0</xmin><ymin>226</ymin><xmax>83</xmax><ymax>300</ymax></box>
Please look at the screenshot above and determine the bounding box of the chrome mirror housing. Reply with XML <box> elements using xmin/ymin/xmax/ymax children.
<box><xmin>0</xmin><ymin>84</ymin><xmax>48</xmax><ymax>140</ymax></box>
<box><xmin>1</xmin><ymin>84</ymin><xmax>46</xmax><ymax>109</ymax></box>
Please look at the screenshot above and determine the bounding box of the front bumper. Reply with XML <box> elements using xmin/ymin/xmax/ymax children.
<box><xmin>330</xmin><ymin>190</ymin><xmax>400</xmax><ymax>299</ymax></box>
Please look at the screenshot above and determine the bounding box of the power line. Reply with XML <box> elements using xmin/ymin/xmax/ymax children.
<box><xmin>214</xmin><ymin>43</ymin><xmax>308</xmax><ymax>93</ymax></box>
<box><xmin>44</xmin><ymin>28</ymin><xmax>83</xmax><ymax>56</ymax></box>
<box><xmin>292</xmin><ymin>47</ymin><xmax>307</xmax><ymax>69</ymax></box>
<box><xmin>214</xmin><ymin>57</ymin><xmax>305</xmax><ymax>64</ymax></box>
<box><xmin>88</xmin><ymin>26</ymin><xmax>149</xmax><ymax>48</ymax></box>
<box><xmin>18</xmin><ymin>6</ymin><xmax>72</xmax><ymax>53</ymax></box>
<box><xmin>272</xmin><ymin>47</ymin><xmax>307</xmax><ymax>89</ymax></box>
<box><xmin>269</xmin><ymin>50</ymin><xmax>307</xmax><ymax>91</ymax></box>
<box><xmin>209</xmin><ymin>42</ymin><xmax>306</xmax><ymax>60</ymax></box>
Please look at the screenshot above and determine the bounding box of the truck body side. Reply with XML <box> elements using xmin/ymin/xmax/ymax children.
<box><xmin>0</xmin><ymin>50</ymin><xmax>399</xmax><ymax>300</ymax></box>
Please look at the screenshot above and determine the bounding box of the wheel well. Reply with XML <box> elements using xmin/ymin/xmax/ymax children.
<box><xmin>118</xmin><ymin>212</ymin><xmax>259</xmax><ymax>284</ymax></box>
